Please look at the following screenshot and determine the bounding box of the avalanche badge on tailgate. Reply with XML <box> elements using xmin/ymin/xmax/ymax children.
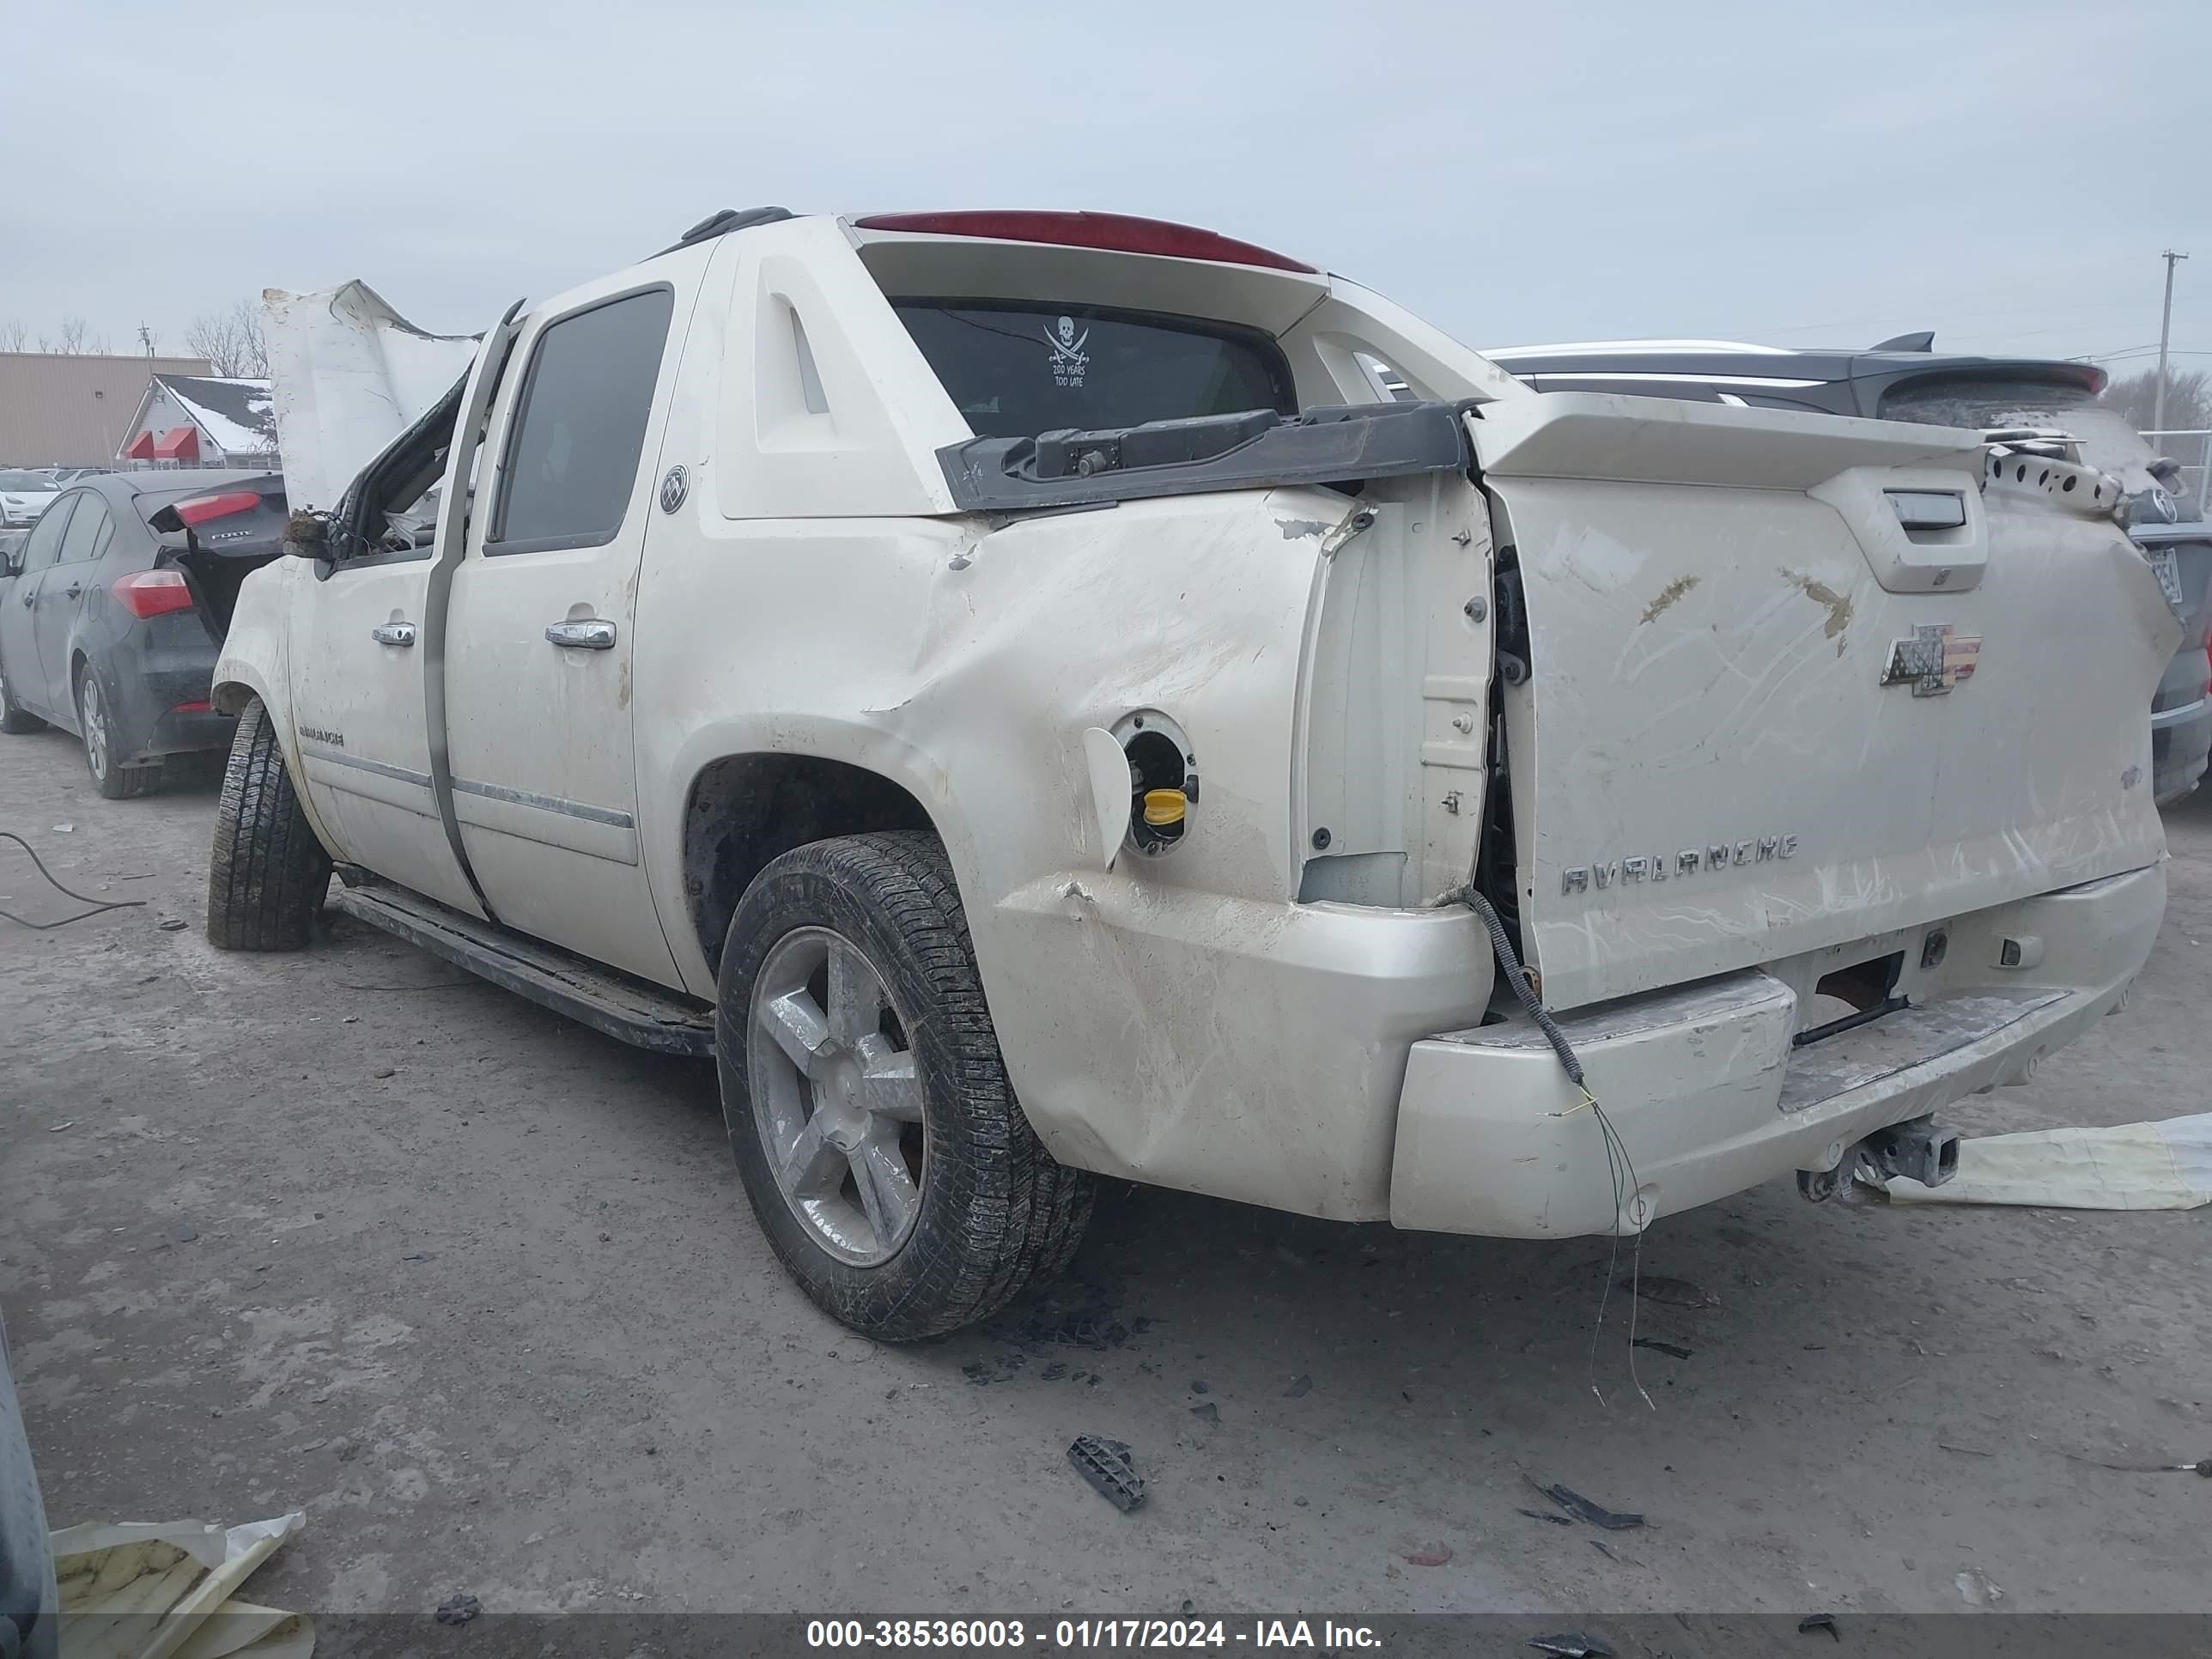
<box><xmin>1881</xmin><ymin>623</ymin><xmax>1980</xmax><ymax>697</ymax></box>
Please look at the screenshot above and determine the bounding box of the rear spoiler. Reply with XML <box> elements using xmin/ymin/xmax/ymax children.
<box><xmin>938</xmin><ymin>400</ymin><xmax>1474</xmax><ymax>513</ymax></box>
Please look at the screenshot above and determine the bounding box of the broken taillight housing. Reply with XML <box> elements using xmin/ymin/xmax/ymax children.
<box><xmin>172</xmin><ymin>489</ymin><xmax>261</xmax><ymax>526</ymax></box>
<box><xmin>112</xmin><ymin>568</ymin><xmax>196</xmax><ymax>619</ymax></box>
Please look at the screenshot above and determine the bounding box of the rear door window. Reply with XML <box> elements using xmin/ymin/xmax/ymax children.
<box><xmin>55</xmin><ymin>496</ymin><xmax>110</xmax><ymax>563</ymax></box>
<box><xmin>488</xmin><ymin>287</ymin><xmax>675</xmax><ymax>555</ymax></box>
<box><xmin>894</xmin><ymin>301</ymin><xmax>1295</xmax><ymax>440</ymax></box>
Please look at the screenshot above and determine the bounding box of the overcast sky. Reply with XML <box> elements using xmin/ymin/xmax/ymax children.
<box><xmin>9</xmin><ymin>0</ymin><xmax>2206</xmax><ymax>380</ymax></box>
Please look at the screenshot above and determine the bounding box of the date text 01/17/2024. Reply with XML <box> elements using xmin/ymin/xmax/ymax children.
<box><xmin>804</xmin><ymin>1620</ymin><xmax>1383</xmax><ymax>1650</ymax></box>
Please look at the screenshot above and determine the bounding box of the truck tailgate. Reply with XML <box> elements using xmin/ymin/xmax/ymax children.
<box><xmin>1474</xmin><ymin>393</ymin><xmax>2179</xmax><ymax>1012</ymax></box>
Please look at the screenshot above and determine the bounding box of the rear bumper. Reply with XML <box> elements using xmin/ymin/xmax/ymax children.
<box><xmin>2152</xmin><ymin>698</ymin><xmax>2210</xmax><ymax>805</ymax></box>
<box><xmin>105</xmin><ymin>615</ymin><xmax>226</xmax><ymax>761</ymax></box>
<box><xmin>1388</xmin><ymin>863</ymin><xmax>2166</xmax><ymax>1237</ymax></box>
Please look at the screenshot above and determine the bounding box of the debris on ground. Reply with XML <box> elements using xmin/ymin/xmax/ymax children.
<box><xmin>987</xmin><ymin>1279</ymin><xmax>1146</xmax><ymax>1352</ymax></box>
<box><xmin>1189</xmin><ymin>1402</ymin><xmax>1219</xmax><ymax>1425</ymax></box>
<box><xmin>1284</xmin><ymin>1375</ymin><xmax>1312</xmax><ymax>1398</ymax></box>
<box><xmin>2059</xmin><ymin>1449</ymin><xmax>2212</xmax><ymax>1475</ymax></box>
<box><xmin>1066</xmin><ymin>1435</ymin><xmax>1145</xmax><ymax>1513</ymax></box>
<box><xmin>1516</xmin><ymin>1507</ymin><xmax>1574</xmax><ymax>1526</ymax></box>
<box><xmin>1798</xmin><ymin>1613</ymin><xmax>1839</xmax><ymax>1640</ymax></box>
<box><xmin>1529</xmin><ymin>1477</ymin><xmax>1645</xmax><ymax>1530</ymax></box>
<box><xmin>1631</xmin><ymin>1337</ymin><xmax>1693</xmax><ymax>1359</ymax></box>
<box><xmin>1527</xmin><ymin>1635</ymin><xmax>1613</xmax><ymax>1658</ymax></box>
<box><xmin>1868</xmin><ymin>1112</ymin><xmax>2212</xmax><ymax>1210</ymax></box>
<box><xmin>51</xmin><ymin>1510</ymin><xmax>311</xmax><ymax>1657</ymax></box>
<box><xmin>1189</xmin><ymin>1379</ymin><xmax>1210</xmax><ymax>1394</ymax></box>
<box><xmin>1619</xmin><ymin>1274</ymin><xmax>1718</xmax><ymax>1309</ymax></box>
<box><xmin>435</xmin><ymin>1592</ymin><xmax>482</xmax><ymax>1625</ymax></box>
<box><xmin>1402</xmin><ymin>1543</ymin><xmax>1452</xmax><ymax>1567</ymax></box>
<box><xmin>1954</xmin><ymin>1567</ymin><xmax>2005</xmax><ymax>1608</ymax></box>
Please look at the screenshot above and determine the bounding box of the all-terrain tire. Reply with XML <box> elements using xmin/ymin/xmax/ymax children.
<box><xmin>717</xmin><ymin>830</ymin><xmax>1094</xmax><ymax>1340</ymax></box>
<box><xmin>206</xmin><ymin>697</ymin><xmax>331</xmax><ymax>950</ymax></box>
<box><xmin>0</xmin><ymin>657</ymin><xmax>42</xmax><ymax>733</ymax></box>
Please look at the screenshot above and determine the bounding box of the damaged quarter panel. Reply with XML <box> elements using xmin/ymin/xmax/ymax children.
<box><xmin>1476</xmin><ymin>392</ymin><xmax>2178</xmax><ymax>1011</ymax></box>
<box><xmin>639</xmin><ymin>483</ymin><xmax>1487</xmax><ymax>1218</ymax></box>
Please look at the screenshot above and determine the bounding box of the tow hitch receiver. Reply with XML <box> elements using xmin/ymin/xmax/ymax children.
<box><xmin>1862</xmin><ymin>1117</ymin><xmax>1961</xmax><ymax>1188</ymax></box>
<box><xmin>1797</xmin><ymin>1115</ymin><xmax>1961</xmax><ymax>1202</ymax></box>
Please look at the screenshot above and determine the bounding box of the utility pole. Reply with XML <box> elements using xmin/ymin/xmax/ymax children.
<box><xmin>137</xmin><ymin>323</ymin><xmax>152</xmax><ymax>358</ymax></box>
<box><xmin>2153</xmin><ymin>249</ymin><xmax>2188</xmax><ymax>434</ymax></box>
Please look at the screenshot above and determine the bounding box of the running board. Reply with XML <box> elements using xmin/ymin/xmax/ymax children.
<box><xmin>331</xmin><ymin>878</ymin><xmax>716</xmax><ymax>1057</ymax></box>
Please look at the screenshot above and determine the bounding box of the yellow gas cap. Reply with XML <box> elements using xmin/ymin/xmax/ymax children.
<box><xmin>1141</xmin><ymin>789</ymin><xmax>1188</xmax><ymax>827</ymax></box>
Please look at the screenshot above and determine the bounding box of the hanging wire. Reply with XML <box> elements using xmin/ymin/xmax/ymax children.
<box><xmin>1437</xmin><ymin>881</ymin><xmax>1654</xmax><ymax>1411</ymax></box>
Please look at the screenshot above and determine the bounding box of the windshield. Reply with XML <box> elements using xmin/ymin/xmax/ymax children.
<box><xmin>893</xmin><ymin>301</ymin><xmax>1296</xmax><ymax>441</ymax></box>
<box><xmin>0</xmin><ymin>471</ymin><xmax>54</xmax><ymax>491</ymax></box>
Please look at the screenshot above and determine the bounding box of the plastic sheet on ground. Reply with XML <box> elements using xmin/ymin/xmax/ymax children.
<box><xmin>50</xmin><ymin>1511</ymin><xmax>312</xmax><ymax>1659</ymax></box>
<box><xmin>1871</xmin><ymin>1111</ymin><xmax>2212</xmax><ymax>1209</ymax></box>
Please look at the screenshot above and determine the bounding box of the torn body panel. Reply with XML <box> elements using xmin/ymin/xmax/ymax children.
<box><xmin>261</xmin><ymin>281</ymin><xmax>479</xmax><ymax>513</ymax></box>
<box><xmin>1475</xmin><ymin>392</ymin><xmax>2177</xmax><ymax>1012</ymax></box>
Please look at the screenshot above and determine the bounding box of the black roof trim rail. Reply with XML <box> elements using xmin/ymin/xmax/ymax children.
<box><xmin>651</xmin><ymin>207</ymin><xmax>795</xmax><ymax>258</ymax></box>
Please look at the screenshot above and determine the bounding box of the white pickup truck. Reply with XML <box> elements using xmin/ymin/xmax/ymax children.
<box><xmin>207</xmin><ymin>208</ymin><xmax>2179</xmax><ymax>1338</ymax></box>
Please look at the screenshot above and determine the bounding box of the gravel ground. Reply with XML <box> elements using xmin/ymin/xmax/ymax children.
<box><xmin>2</xmin><ymin>723</ymin><xmax>2207</xmax><ymax>1618</ymax></box>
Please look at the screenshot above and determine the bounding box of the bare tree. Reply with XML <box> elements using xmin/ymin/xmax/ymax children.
<box><xmin>35</xmin><ymin>317</ymin><xmax>108</xmax><ymax>354</ymax></box>
<box><xmin>2104</xmin><ymin>366</ymin><xmax>2212</xmax><ymax>435</ymax></box>
<box><xmin>184</xmin><ymin>300</ymin><xmax>269</xmax><ymax>378</ymax></box>
<box><xmin>0</xmin><ymin>319</ymin><xmax>26</xmax><ymax>352</ymax></box>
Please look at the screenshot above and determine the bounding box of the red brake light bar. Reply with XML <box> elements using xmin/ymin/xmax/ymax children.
<box><xmin>173</xmin><ymin>489</ymin><xmax>261</xmax><ymax>526</ymax></box>
<box><xmin>851</xmin><ymin>210</ymin><xmax>1316</xmax><ymax>274</ymax></box>
<box><xmin>112</xmin><ymin>569</ymin><xmax>196</xmax><ymax>619</ymax></box>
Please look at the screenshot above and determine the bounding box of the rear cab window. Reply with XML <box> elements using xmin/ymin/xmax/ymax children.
<box><xmin>892</xmin><ymin>301</ymin><xmax>1295</xmax><ymax>440</ymax></box>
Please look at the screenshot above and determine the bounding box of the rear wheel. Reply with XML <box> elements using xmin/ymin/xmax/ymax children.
<box><xmin>0</xmin><ymin>657</ymin><xmax>42</xmax><ymax>733</ymax></box>
<box><xmin>717</xmin><ymin>831</ymin><xmax>1094</xmax><ymax>1340</ymax></box>
<box><xmin>76</xmin><ymin>665</ymin><xmax>158</xmax><ymax>799</ymax></box>
<box><xmin>206</xmin><ymin>697</ymin><xmax>331</xmax><ymax>951</ymax></box>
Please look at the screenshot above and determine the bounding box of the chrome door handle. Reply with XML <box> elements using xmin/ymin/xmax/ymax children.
<box><xmin>370</xmin><ymin>621</ymin><xmax>417</xmax><ymax>647</ymax></box>
<box><xmin>545</xmin><ymin>618</ymin><xmax>617</xmax><ymax>650</ymax></box>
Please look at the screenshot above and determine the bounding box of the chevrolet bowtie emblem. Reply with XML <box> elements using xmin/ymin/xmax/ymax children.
<box><xmin>1881</xmin><ymin>623</ymin><xmax>1980</xmax><ymax>696</ymax></box>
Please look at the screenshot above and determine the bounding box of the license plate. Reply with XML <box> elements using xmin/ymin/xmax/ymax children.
<box><xmin>2152</xmin><ymin>549</ymin><xmax>2185</xmax><ymax>609</ymax></box>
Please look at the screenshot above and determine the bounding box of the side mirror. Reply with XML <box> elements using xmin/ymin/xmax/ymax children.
<box><xmin>284</xmin><ymin>509</ymin><xmax>330</xmax><ymax>559</ymax></box>
<box><xmin>0</xmin><ymin>542</ymin><xmax>22</xmax><ymax>580</ymax></box>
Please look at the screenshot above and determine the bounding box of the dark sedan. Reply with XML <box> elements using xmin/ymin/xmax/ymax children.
<box><xmin>0</xmin><ymin>470</ymin><xmax>287</xmax><ymax>797</ymax></box>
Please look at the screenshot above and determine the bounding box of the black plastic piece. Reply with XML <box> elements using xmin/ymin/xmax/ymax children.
<box><xmin>1527</xmin><ymin>1636</ymin><xmax>1614</xmax><ymax>1658</ymax></box>
<box><xmin>1066</xmin><ymin>1435</ymin><xmax>1145</xmax><ymax>1512</ymax></box>
<box><xmin>940</xmin><ymin>399</ymin><xmax>1473</xmax><ymax>513</ymax></box>
<box><xmin>1868</xmin><ymin>331</ymin><xmax>1935</xmax><ymax>352</ymax></box>
<box><xmin>653</xmin><ymin>206</ymin><xmax>794</xmax><ymax>258</ymax></box>
<box><xmin>1034</xmin><ymin>410</ymin><xmax>1280</xmax><ymax>480</ymax></box>
<box><xmin>1531</xmin><ymin>1479</ymin><xmax>1644</xmax><ymax>1531</ymax></box>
